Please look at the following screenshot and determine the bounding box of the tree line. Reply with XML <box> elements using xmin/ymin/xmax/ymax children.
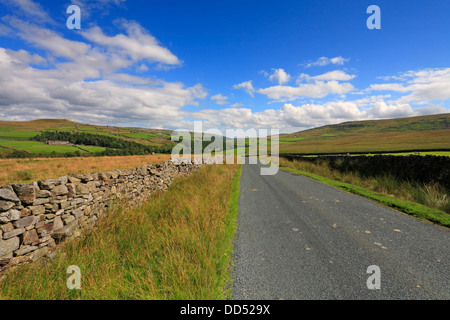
<box><xmin>30</xmin><ymin>131</ymin><xmax>173</xmax><ymax>156</ymax></box>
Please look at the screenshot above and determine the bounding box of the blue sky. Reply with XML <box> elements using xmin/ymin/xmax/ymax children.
<box><xmin>0</xmin><ymin>0</ymin><xmax>449</xmax><ymax>133</ymax></box>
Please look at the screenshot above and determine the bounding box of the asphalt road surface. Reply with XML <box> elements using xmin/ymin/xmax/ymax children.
<box><xmin>231</xmin><ymin>160</ymin><xmax>449</xmax><ymax>300</ymax></box>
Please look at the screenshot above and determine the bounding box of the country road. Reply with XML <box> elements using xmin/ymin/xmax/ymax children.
<box><xmin>231</xmin><ymin>160</ymin><xmax>450</xmax><ymax>300</ymax></box>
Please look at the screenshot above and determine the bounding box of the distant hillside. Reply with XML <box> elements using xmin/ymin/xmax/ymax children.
<box><xmin>0</xmin><ymin>119</ymin><xmax>176</xmax><ymax>158</ymax></box>
<box><xmin>279</xmin><ymin>113</ymin><xmax>450</xmax><ymax>154</ymax></box>
<box><xmin>1</xmin><ymin>114</ymin><xmax>449</xmax><ymax>157</ymax></box>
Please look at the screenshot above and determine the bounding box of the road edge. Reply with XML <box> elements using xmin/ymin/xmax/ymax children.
<box><xmin>280</xmin><ymin>166</ymin><xmax>450</xmax><ymax>229</ymax></box>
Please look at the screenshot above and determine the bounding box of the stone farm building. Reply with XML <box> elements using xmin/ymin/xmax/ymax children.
<box><xmin>46</xmin><ymin>141</ymin><xmax>73</xmax><ymax>146</ymax></box>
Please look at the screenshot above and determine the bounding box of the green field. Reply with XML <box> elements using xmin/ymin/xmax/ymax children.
<box><xmin>0</xmin><ymin>140</ymin><xmax>83</xmax><ymax>154</ymax></box>
<box><xmin>0</xmin><ymin>119</ymin><xmax>176</xmax><ymax>157</ymax></box>
<box><xmin>0</xmin><ymin>119</ymin><xmax>174</xmax><ymax>145</ymax></box>
<box><xmin>75</xmin><ymin>145</ymin><xmax>106</xmax><ymax>153</ymax></box>
<box><xmin>0</xmin><ymin>130</ymin><xmax>39</xmax><ymax>140</ymax></box>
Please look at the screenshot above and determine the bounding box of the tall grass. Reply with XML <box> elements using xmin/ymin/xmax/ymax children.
<box><xmin>280</xmin><ymin>158</ymin><xmax>450</xmax><ymax>214</ymax></box>
<box><xmin>0</xmin><ymin>154</ymin><xmax>171</xmax><ymax>186</ymax></box>
<box><xmin>0</xmin><ymin>164</ymin><xmax>242</xmax><ymax>300</ymax></box>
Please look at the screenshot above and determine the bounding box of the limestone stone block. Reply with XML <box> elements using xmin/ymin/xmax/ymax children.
<box><xmin>11</xmin><ymin>183</ymin><xmax>36</xmax><ymax>205</ymax></box>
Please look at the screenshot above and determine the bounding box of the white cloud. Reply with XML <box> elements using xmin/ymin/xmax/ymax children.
<box><xmin>256</xmin><ymin>70</ymin><xmax>357</xmax><ymax>102</ymax></box>
<box><xmin>233</xmin><ymin>80</ymin><xmax>255</xmax><ymax>97</ymax></box>
<box><xmin>258</xmin><ymin>81</ymin><xmax>354</xmax><ymax>101</ymax></box>
<box><xmin>330</xmin><ymin>57</ymin><xmax>348</xmax><ymax>65</ymax></box>
<box><xmin>414</xmin><ymin>104</ymin><xmax>448</xmax><ymax>115</ymax></box>
<box><xmin>368</xmin><ymin>68</ymin><xmax>450</xmax><ymax>104</ymax></box>
<box><xmin>182</xmin><ymin>94</ymin><xmax>448</xmax><ymax>134</ymax></box>
<box><xmin>304</xmin><ymin>56</ymin><xmax>349</xmax><ymax>68</ymax></box>
<box><xmin>0</xmin><ymin>0</ymin><xmax>54</xmax><ymax>24</ymax></box>
<box><xmin>268</xmin><ymin>68</ymin><xmax>291</xmax><ymax>85</ymax></box>
<box><xmin>0</xmin><ymin>4</ymin><xmax>447</xmax><ymax>134</ymax></box>
<box><xmin>7</xmin><ymin>17</ymin><xmax>91</xmax><ymax>61</ymax></box>
<box><xmin>304</xmin><ymin>70</ymin><xmax>356</xmax><ymax>81</ymax></box>
<box><xmin>188</xmin><ymin>100</ymin><xmax>366</xmax><ymax>133</ymax></box>
<box><xmin>4</xmin><ymin>48</ymin><xmax>47</xmax><ymax>66</ymax></box>
<box><xmin>81</xmin><ymin>20</ymin><xmax>181</xmax><ymax>65</ymax></box>
<box><xmin>211</xmin><ymin>93</ymin><xmax>229</xmax><ymax>105</ymax></box>
<box><xmin>368</xmin><ymin>83</ymin><xmax>408</xmax><ymax>92</ymax></box>
<box><xmin>369</xmin><ymin>100</ymin><xmax>416</xmax><ymax>119</ymax></box>
<box><xmin>0</xmin><ymin>12</ymin><xmax>206</xmax><ymax>129</ymax></box>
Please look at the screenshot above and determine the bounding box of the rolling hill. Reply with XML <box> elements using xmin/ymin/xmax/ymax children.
<box><xmin>278</xmin><ymin>113</ymin><xmax>450</xmax><ymax>154</ymax></box>
<box><xmin>1</xmin><ymin>113</ymin><xmax>449</xmax><ymax>158</ymax></box>
<box><xmin>0</xmin><ymin>119</ymin><xmax>176</xmax><ymax>157</ymax></box>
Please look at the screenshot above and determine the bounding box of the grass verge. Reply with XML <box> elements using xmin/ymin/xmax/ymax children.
<box><xmin>280</xmin><ymin>166</ymin><xmax>450</xmax><ymax>228</ymax></box>
<box><xmin>0</xmin><ymin>164</ymin><xmax>242</xmax><ymax>300</ymax></box>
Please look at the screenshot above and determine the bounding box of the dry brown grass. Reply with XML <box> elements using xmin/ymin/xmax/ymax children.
<box><xmin>280</xmin><ymin>129</ymin><xmax>450</xmax><ymax>154</ymax></box>
<box><xmin>0</xmin><ymin>164</ymin><xmax>242</xmax><ymax>300</ymax></box>
<box><xmin>0</xmin><ymin>154</ymin><xmax>171</xmax><ymax>186</ymax></box>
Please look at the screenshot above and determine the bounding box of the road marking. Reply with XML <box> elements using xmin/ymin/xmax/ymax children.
<box><xmin>374</xmin><ymin>242</ymin><xmax>388</xmax><ymax>250</ymax></box>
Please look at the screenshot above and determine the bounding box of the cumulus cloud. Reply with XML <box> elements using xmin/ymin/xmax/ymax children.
<box><xmin>81</xmin><ymin>20</ymin><xmax>181</xmax><ymax>66</ymax></box>
<box><xmin>368</xmin><ymin>68</ymin><xmax>450</xmax><ymax>104</ymax></box>
<box><xmin>8</xmin><ymin>17</ymin><xmax>90</xmax><ymax>61</ymax></box>
<box><xmin>4</xmin><ymin>48</ymin><xmax>47</xmax><ymax>66</ymax></box>
<box><xmin>258</xmin><ymin>81</ymin><xmax>354</xmax><ymax>101</ymax></box>
<box><xmin>256</xmin><ymin>69</ymin><xmax>357</xmax><ymax>102</ymax></box>
<box><xmin>233</xmin><ymin>80</ymin><xmax>255</xmax><ymax>97</ymax></box>
<box><xmin>304</xmin><ymin>56</ymin><xmax>349</xmax><ymax>68</ymax></box>
<box><xmin>0</xmin><ymin>2</ymin><xmax>447</xmax><ymax>134</ymax></box>
<box><xmin>0</xmin><ymin>0</ymin><xmax>54</xmax><ymax>24</ymax></box>
<box><xmin>0</xmin><ymin>46</ymin><xmax>206</xmax><ymax>126</ymax></box>
<box><xmin>369</xmin><ymin>101</ymin><xmax>415</xmax><ymax>119</ymax></box>
<box><xmin>268</xmin><ymin>68</ymin><xmax>291</xmax><ymax>85</ymax></box>
<box><xmin>185</xmin><ymin>101</ymin><xmax>365</xmax><ymax>133</ymax></box>
<box><xmin>303</xmin><ymin>70</ymin><xmax>356</xmax><ymax>82</ymax></box>
<box><xmin>181</xmin><ymin>91</ymin><xmax>448</xmax><ymax>134</ymax></box>
<box><xmin>211</xmin><ymin>93</ymin><xmax>229</xmax><ymax>105</ymax></box>
<box><xmin>0</xmin><ymin>10</ymin><xmax>206</xmax><ymax>129</ymax></box>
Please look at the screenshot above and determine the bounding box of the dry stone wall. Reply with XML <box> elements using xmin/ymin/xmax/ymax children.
<box><xmin>0</xmin><ymin>160</ymin><xmax>202</xmax><ymax>273</ymax></box>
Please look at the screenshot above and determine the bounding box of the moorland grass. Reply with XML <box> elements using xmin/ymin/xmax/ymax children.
<box><xmin>0</xmin><ymin>164</ymin><xmax>242</xmax><ymax>300</ymax></box>
<box><xmin>0</xmin><ymin>154</ymin><xmax>171</xmax><ymax>186</ymax></box>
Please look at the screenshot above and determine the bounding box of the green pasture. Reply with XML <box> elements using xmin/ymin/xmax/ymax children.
<box><xmin>0</xmin><ymin>140</ymin><xmax>80</xmax><ymax>154</ymax></box>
